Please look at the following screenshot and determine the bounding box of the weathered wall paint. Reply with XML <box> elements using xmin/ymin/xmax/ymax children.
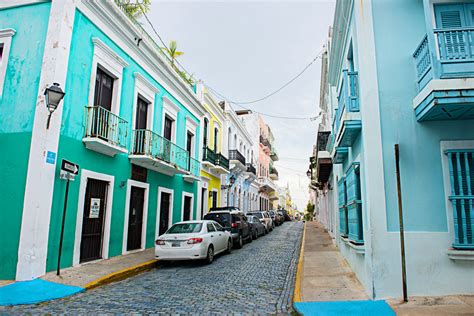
<box><xmin>0</xmin><ymin>2</ymin><xmax>51</xmax><ymax>279</ymax></box>
<box><xmin>45</xmin><ymin>9</ymin><xmax>200</xmax><ymax>273</ymax></box>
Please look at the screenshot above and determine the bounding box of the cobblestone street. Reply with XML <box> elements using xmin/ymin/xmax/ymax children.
<box><xmin>0</xmin><ymin>221</ymin><xmax>303</xmax><ymax>315</ymax></box>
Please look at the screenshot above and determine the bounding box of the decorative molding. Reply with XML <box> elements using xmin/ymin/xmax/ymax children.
<box><xmin>92</xmin><ymin>37</ymin><xmax>128</xmax><ymax>68</ymax></box>
<box><xmin>134</xmin><ymin>71</ymin><xmax>159</xmax><ymax>95</ymax></box>
<box><xmin>0</xmin><ymin>28</ymin><xmax>16</xmax><ymax>38</ymax></box>
<box><xmin>447</xmin><ymin>249</ymin><xmax>474</xmax><ymax>261</ymax></box>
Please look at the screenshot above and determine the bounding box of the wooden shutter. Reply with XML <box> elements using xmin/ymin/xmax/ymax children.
<box><xmin>434</xmin><ymin>4</ymin><xmax>465</xmax><ymax>28</ymax></box>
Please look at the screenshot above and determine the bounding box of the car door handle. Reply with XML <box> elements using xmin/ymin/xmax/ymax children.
<box><xmin>218</xmin><ymin>233</ymin><xmax>222</xmax><ymax>236</ymax></box>
<box><xmin>211</xmin><ymin>235</ymin><xmax>214</xmax><ymax>237</ymax></box>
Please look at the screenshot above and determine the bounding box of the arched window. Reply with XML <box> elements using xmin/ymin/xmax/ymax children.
<box><xmin>214</xmin><ymin>127</ymin><xmax>219</xmax><ymax>152</ymax></box>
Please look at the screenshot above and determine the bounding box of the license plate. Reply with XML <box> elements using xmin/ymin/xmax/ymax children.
<box><xmin>171</xmin><ymin>242</ymin><xmax>180</xmax><ymax>247</ymax></box>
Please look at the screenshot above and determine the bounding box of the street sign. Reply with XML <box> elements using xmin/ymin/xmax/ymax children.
<box><xmin>61</xmin><ymin>159</ymin><xmax>79</xmax><ymax>175</ymax></box>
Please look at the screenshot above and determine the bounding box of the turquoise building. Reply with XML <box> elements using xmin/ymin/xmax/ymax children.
<box><xmin>0</xmin><ymin>1</ymin><xmax>204</xmax><ymax>281</ymax></box>
<box><xmin>312</xmin><ymin>0</ymin><xmax>474</xmax><ymax>298</ymax></box>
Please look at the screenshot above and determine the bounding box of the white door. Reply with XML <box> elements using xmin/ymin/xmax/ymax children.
<box><xmin>212</xmin><ymin>222</ymin><xmax>227</xmax><ymax>252</ymax></box>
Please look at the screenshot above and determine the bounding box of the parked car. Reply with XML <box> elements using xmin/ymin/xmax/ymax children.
<box><xmin>247</xmin><ymin>211</ymin><xmax>273</xmax><ymax>232</ymax></box>
<box><xmin>269</xmin><ymin>210</ymin><xmax>282</xmax><ymax>226</ymax></box>
<box><xmin>204</xmin><ymin>207</ymin><xmax>251</xmax><ymax>248</ymax></box>
<box><xmin>280</xmin><ymin>209</ymin><xmax>292</xmax><ymax>221</ymax></box>
<box><xmin>155</xmin><ymin>220</ymin><xmax>232</xmax><ymax>264</ymax></box>
<box><xmin>247</xmin><ymin>215</ymin><xmax>266</xmax><ymax>238</ymax></box>
<box><xmin>277</xmin><ymin>211</ymin><xmax>285</xmax><ymax>223</ymax></box>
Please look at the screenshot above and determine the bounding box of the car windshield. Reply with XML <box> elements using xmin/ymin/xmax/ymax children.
<box><xmin>269</xmin><ymin>211</ymin><xmax>275</xmax><ymax>216</ymax></box>
<box><xmin>249</xmin><ymin>212</ymin><xmax>263</xmax><ymax>219</ymax></box>
<box><xmin>166</xmin><ymin>223</ymin><xmax>202</xmax><ymax>234</ymax></box>
<box><xmin>203</xmin><ymin>213</ymin><xmax>231</xmax><ymax>227</ymax></box>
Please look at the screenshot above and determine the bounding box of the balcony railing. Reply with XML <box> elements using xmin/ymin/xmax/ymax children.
<box><xmin>246</xmin><ymin>163</ymin><xmax>256</xmax><ymax>175</ymax></box>
<box><xmin>202</xmin><ymin>146</ymin><xmax>216</xmax><ymax>165</ymax></box>
<box><xmin>131</xmin><ymin>129</ymin><xmax>189</xmax><ymax>171</ymax></box>
<box><xmin>229</xmin><ymin>149</ymin><xmax>246</xmax><ymax>165</ymax></box>
<box><xmin>414</xmin><ymin>27</ymin><xmax>474</xmax><ymax>90</ymax></box>
<box><xmin>84</xmin><ymin>106</ymin><xmax>128</xmax><ymax>149</ymax></box>
<box><xmin>259</xmin><ymin>135</ymin><xmax>272</xmax><ymax>150</ymax></box>
<box><xmin>216</xmin><ymin>153</ymin><xmax>229</xmax><ymax>170</ymax></box>
<box><xmin>270</xmin><ymin>166</ymin><xmax>279</xmax><ymax>177</ymax></box>
<box><xmin>333</xmin><ymin>70</ymin><xmax>359</xmax><ymax>135</ymax></box>
<box><xmin>189</xmin><ymin>156</ymin><xmax>200</xmax><ymax>178</ymax></box>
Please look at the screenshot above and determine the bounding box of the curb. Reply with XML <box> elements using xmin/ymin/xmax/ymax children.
<box><xmin>293</xmin><ymin>222</ymin><xmax>306</xmax><ymax>303</ymax></box>
<box><xmin>84</xmin><ymin>259</ymin><xmax>159</xmax><ymax>290</ymax></box>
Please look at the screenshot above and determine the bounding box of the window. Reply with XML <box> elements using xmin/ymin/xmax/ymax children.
<box><xmin>446</xmin><ymin>150</ymin><xmax>474</xmax><ymax>249</ymax></box>
<box><xmin>0</xmin><ymin>28</ymin><xmax>15</xmax><ymax>96</ymax></box>
<box><xmin>167</xmin><ymin>223</ymin><xmax>202</xmax><ymax>234</ymax></box>
<box><xmin>214</xmin><ymin>128</ymin><xmax>219</xmax><ymax>152</ymax></box>
<box><xmin>203</xmin><ymin>118</ymin><xmax>209</xmax><ymax>146</ymax></box>
<box><xmin>164</xmin><ymin>116</ymin><xmax>173</xmax><ymax>141</ymax></box>
<box><xmin>207</xmin><ymin>223</ymin><xmax>216</xmax><ymax>232</ymax></box>
<box><xmin>338</xmin><ymin>177</ymin><xmax>348</xmax><ymax>237</ymax></box>
<box><xmin>346</xmin><ymin>163</ymin><xmax>363</xmax><ymax>244</ymax></box>
<box><xmin>94</xmin><ymin>68</ymin><xmax>114</xmax><ymax>110</ymax></box>
<box><xmin>186</xmin><ymin>131</ymin><xmax>194</xmax><ymax>155</ymax></box>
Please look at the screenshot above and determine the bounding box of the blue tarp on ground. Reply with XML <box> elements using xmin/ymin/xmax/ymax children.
<box><xmin>294</xmin><ymin>300</ymin><xmax>395</xmax><ymax>316</ymax></box>
<box><xmin>0</xmin><ymin>279</ymin><xmax>84</xmax><ymax>306</ymax></box>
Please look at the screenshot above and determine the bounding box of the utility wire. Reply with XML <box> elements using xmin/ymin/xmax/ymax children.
<box><xmin>141</xmin><ymin>11</ymin><xmax>322</xmax><ymax>121</ymax></box>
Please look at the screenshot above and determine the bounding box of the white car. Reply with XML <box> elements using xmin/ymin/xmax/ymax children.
<box><xmin>155</xmin><ymin>220</ymin><xmax>232</xmax><ymax>264</ymax></box>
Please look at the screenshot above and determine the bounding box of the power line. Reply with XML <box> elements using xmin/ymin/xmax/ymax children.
<box><xmin>141</xmin><ymin>10</ymin><xmax>322</xmax><ymax>121</ymax></box>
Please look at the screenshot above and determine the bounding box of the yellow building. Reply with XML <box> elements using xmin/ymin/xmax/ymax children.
<box><xmin>196</xmin><ymin>82</ymin><xmax>229</xmax><ymax>218</ymax></box>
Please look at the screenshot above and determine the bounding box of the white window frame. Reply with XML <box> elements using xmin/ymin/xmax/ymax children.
<box><xmin>440</xmin><ymin>140</ymin><xmax>474</xmax><ymax>239</ymax></box>
<box><xmin>156</xmin><ymin>187</ymin><xmax>174</xmax><ymax>238</ymax></box>
<box><xmin>88</xmin><ymin>38</ymin><xmax>128</xmax><ymax>115</ymax></box>
<box><xmin>186</xmin><ymin>116</ymin><xmax>198</xmax><ymax>158</ymax></box>
<box><xmin>162</xmin><ymin>96</ymin><xmax>180</xmax><ymax>143</ymax></box>
<box><xmin>131</xmin><ymin>72</ymin><xmax>159</xmax><ymax>130</ymax></box>
<box><xmin>181</xmin><ymin>192</ymin><xmax>195</xmax><ymax>221</ymax></box>
<box><xmin>73</xmin><ymin>169</ymin><xmax>115</xmax><ymax>266</ymax></box>
<box><xmin>122</xmin><ymin>179</ymin><xmax>150</xmax><ymax>255</ymax></box>
<box><xmin>0</xmin><ymin>28</ymin><xmax>15</xmax><ymax>97</ymax></box>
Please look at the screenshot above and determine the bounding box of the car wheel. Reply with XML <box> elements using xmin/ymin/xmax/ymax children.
<box><xmin>235</xmin><ymin>235</ymin><xmax>243</xmax><ymax>249</ymax></box>
<box><xmin>248</xmin><ymin>232</ymin><xmax>253</xmax><ymax>243</ymax></box>
<box><xmin>205</xmin><ymin>246</ymin><xmax>214</xmax><ymax>264</ymax></box>
<box><xmin>254</xmin><ymin>231</ymin><xmax>258</xmax><ymax>239</ymax></box>
<box><xmin>226</xmin><ymin>239</ymin><xmax>232</xmax><ymax>254</ymax></box>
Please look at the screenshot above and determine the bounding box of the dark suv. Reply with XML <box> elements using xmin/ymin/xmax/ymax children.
<box><xmin>203</xmin><ymin>207</ymin><xmax>251</xmax><ymax>248</ymax></box>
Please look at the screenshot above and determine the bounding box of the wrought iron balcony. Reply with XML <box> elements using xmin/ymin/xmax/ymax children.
<box><xmin>229</xmin><ymin>149</ymin><xmax>246</xmax><ymax>166</ymax></box>
<box><xmin>259</xmin><ymin>134</ymin><xmax>272</xmax><ymax>151</ymax></box>
<box><xmin>202</xmin><ymin>146</ymin><xmax>216</xmax><ymax>166</ymax></box>
<box><xmin>270</xmin><ymin>147</ymin><xmax>279</xmax><ymax>161</ymax></box>
<box><xmin>130</xmin><ymin>129</ymin><xmax>190</xmax><ymax>175</ymax></box>
<box><xmin>270</xmin><ymin>166</ymin><xmax>279</xmax><ymax>180</ymax></box>
<box><xmin>413</xmin><ymin>28</ymin><xmax>474</xmax><ymax>121</ymax></box>
<box><xmin>246</xmin><ymin>163</ymin><xmax>256</xmax><ymax>175</ymax></box>
<box><xmin>185</xmin><ymin>156</ymin><xmax>201</xmax><ymax>181</ymax></box>
<box><xmin>83</xmin><ymin>106</ymin><xmax>128</xmax><ymax>156</ymax></box>
<box><xmin>210</xmin><ymin>153</ymin><xmax>230</xmax><ymax>175</ymax></box>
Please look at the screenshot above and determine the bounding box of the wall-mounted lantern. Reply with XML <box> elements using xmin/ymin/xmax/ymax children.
<box><xmin>44</xmin><ymin>82</ymin><xmax>65</xmax><ymax>129</ymax></box>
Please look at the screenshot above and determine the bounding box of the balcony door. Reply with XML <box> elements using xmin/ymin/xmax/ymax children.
<box><xmin>183</xmin><ymin>195</ymin><xmax>192</xmax><ymax>221</ymax></box>
<box><xmin>134</xmin><ymin>96</ymin><xmax>149</xmax><ymax>154</ymax></box>
<box><xmin>92</xmin><ymin>68</ymin><xmax>114</xmax><ymax>139</ymax></box>
<box><xmin>163</xmin><ymin>115</ymin><xmax>173</xmax><ymax>162</ymax></box>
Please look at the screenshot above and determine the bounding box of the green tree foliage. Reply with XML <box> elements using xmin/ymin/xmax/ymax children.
<box><xmin>115</xmin><ymin>0</ymin><xmax>151</xmax><ymax>19</ymax></box>
<box><xmin>304</xmin><ymin>202</ymin><xmax>315</xmax><ymax>221</ymax></box>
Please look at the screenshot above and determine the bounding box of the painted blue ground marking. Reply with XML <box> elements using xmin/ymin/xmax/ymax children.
<box><xmin>0</xmin><ymin>279</ymin><xmax>84</xmax><ymax>306</ymax></box>
<box><xmin>294</xmin><ymin>300</ymin><xmax>395</xmax><ymax>316</ymax></box>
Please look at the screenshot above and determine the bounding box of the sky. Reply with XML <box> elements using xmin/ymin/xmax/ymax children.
<box><xmin>144</xmin><ymin>0</ymin><xmax>336</xmax><ymax>211</ymax></box>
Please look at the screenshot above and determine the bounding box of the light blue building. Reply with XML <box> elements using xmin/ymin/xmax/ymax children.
<box><xmin>0</xmin><ymin>0</ymin><xmax>204</xmax><ymax>281</ymax></box>
<box><xmin>313</xmin><ymin>0</ymin><xmax>474</xmax><ymax>299</ymax></box>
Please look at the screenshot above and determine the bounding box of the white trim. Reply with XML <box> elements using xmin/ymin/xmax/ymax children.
<box><xmin>73</xmin><ymin>169</ymin><xmax>115</xmax><ymax>266</ymax></box>
<box><xmin>156</xmin><ymin>187</ymin><xmax>174</xmax><ymax>238</ymax></box>
<box><xmin>16</xmin><ymin>1</ymin><xmax>76</xmax><ymax>281</ymax></box>
<box><xmin>0</xmin><ymin>0</ymin><xmax>47</xmax><ymax>9</ymax></box>
<box><xmin>181</xmin><ymin>192</ymin><xmax>194</xmax><ymax>222</ymax></box>
<box><xmin>447</xmin><ymin>249</ymin><xmax>474</xmax><ymax>261</ymax></box>
<box><xmin>88</xmin><ymin>37</ymin><xmax>127</xmax><ymax>115</ymax></box>
<box><xmin>0</xmin><ymin>28</ymin><xmax>15</xmax><ymax>97</ymax></box>
<box><xmin>122</xmin><ymin>180</ymin><xmax>150</xmax><ymax>255</ymax></box>
<box><xmin>162</xmin><ymin>96</ymin><xmax>180</xmax><ymax>143</ymax></box>
<box><xmin>413</xmin><ymin>78</ymin><xmax>474</xmax><ymax>108</ymax></box>
<box><xmin>131</xmin><ymin>72</ymin><xmax>158</xmax><ymax>130</ymax></box>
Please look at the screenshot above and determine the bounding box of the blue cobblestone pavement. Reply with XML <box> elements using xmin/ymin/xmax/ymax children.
<box><xmin>0</xmin><ymin>221</ymin><xmax>303</xmax><ymax>315</ymax></box>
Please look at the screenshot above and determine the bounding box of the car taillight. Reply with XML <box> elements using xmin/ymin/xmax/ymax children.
<box><xmin>187</xmin><ymin>237</ymin><xmax>203</xmax><ymax>244</ymax></box>
<box><xmin>231</xmin><ymin>223</ymin><xmax>238</xmax><ymax>228</ymax></box>
<box><xmin>155</xmin><ymin>239</ymin><xmax>165</xmax><ymax>245</ymax></box>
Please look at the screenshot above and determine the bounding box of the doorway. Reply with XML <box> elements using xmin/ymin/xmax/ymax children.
<box><xmin>158</xmin><ymin>189</ymin><xmax>173</xmax><ymax>236</ymax></box>
<box><xmin>80</xmin><ymin>178</ymin><xmax>109</xmax><ymax>263</ymax></box>
<box><xmin>201</xmin><ymin>187</ymin><xmax>207</xmax><ymax>219</ymax></box>
<box><xmin>127</xmin><ymin>186</ymin><xmax>145</xmax><ymax>251</ymax></box>
<box><xmin>182</xmin><ymin>194</ymin><xmax>193</xmax><ymax>221</ymax></box>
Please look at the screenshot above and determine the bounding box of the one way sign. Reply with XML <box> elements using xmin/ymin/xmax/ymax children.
<box><xmin>60</xmin><ymin>159</ymin><xmax>79</xmax><ymax>181</ymax></box>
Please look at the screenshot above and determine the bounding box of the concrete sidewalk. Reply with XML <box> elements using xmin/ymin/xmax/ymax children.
<box><xmin>0</xmin><ymin>248</ymin><xmax>157</xmax><ymax>305</ymax></box>
<box><xmin>296</xmin><ymin>221</ymin><xmax>474</xmax><ymax>315</ymax></box>
<box><xmin>300</xmin><ymin>221</ymin><xmax>368</xmax><ymax>302</ymax></box>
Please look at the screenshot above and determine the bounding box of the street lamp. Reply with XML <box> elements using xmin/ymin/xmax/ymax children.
<box><xmin>44</xmin><ymin>82</ymin><xmax>65</xmax><ymax>129</ymax></box>
<box><xmin>306</xmin><ymin>169</ymin><xmax>312</xmax><ymax>179</ymax></box>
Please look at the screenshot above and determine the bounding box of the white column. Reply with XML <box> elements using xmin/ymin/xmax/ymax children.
<box><xmin>16</xmin><ymin>0</ymin><xmax>76</xmax><ymax>281</ymax></box>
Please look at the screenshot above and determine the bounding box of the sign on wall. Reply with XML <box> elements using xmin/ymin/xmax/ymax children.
<box><xmin>90</xmin><ymin>198</ymin><xmax>101</xmax><ymax>218</ymax></box>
